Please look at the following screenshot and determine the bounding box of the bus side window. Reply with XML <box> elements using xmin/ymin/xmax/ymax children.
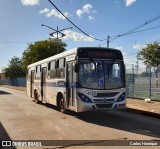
<box><xmin>57</xmin><ymin>58</ymin><xmax>65</xmax><ymax>78</ymax></box>
<box><xmin>27</xmin><ymin>68</ymin><xmax>30</xmax><ymax>80</ymax></box>
<box><xmin>35</xmin><ymin>65</ymin><xmax>41</xmax><ymax>79</ymax></box>
<box><xmin>48</xmin><ymin>62</ymin><xmax>51</xmax><ymax>79</ymax></box>
<box><xmin>51</xmin><ymin>61</ymin><xmax>56</xmax><ymax>78</ymax></box>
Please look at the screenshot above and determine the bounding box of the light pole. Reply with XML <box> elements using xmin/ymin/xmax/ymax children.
<box><xmin>41</xmin><ymin>24</ymin><xmax>73</xmax><ymax>54</ymax></box>
<box><xmin>135</xmin><ymin>54</ymin><xmax>139</xmax><ymax>75</ymax></box>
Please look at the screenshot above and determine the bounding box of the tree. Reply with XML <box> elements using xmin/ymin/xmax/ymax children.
<box><xmin>22</xmin><ymin>39</ymin><xmax>67</xmax><ymax>70</ymax></box>
<box><xmin>2</xmin><ymin>57</ymin><xmax>26</xmax><ymax>78</ymax></box>
<box><xmin>138</xmin><ymin>41</ymin><xmax>160</xmax><ymax>67</ymax></box>
<box><xmin>138</xmin><ymin>41</ymin><xmax>160</xmax><ymax>87</ymax></box>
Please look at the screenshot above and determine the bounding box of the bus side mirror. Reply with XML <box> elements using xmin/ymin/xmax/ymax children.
<box><xmin>75</xmin><ymin>63</ymin><xmax>79</xmax><ymax>73</ymax></box>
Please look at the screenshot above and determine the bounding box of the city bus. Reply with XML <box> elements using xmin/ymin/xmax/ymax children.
<box><xmin>26</xmin><ymin>47</ymin><xmax>126</xmax><ymax>113</ymax></box>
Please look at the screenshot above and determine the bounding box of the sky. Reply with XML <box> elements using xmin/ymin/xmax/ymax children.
<box><xmin>0</xmin><ymin>0</ymin><xmax>160</xmax><ymax>72</ymax></box>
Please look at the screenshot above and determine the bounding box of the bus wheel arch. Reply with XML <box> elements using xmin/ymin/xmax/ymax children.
<box><xmin>56</xmin><ymin>92</ymin><xmax>66</xmax><ymax>113</ymax></box>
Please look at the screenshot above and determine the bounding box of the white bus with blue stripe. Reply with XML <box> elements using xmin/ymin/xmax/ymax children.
<box><xmin>27</xmin><ymin>47</ymin><xmax>126</xmax><ymax>113</ymax></box>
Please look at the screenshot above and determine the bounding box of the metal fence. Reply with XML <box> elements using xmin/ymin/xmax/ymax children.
<box><xmin>126</xmin><ymin>65</ymin><xmax>160</xmax><ymax>101</ymax></box>
<box><xmin>0</xmin><ymin>77</ymin><xmax>26</xmax><ymax>87</ymax></box>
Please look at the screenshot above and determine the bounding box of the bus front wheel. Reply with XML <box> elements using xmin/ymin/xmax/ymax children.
<box><xmin>59</xmin><ymin>98</ymin><xmax>66</xmax><ymax>113</ymax></box>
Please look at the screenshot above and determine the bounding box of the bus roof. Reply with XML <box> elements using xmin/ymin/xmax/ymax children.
<box><xmin>27</xmin><ymin>47</ymin><xmax>77</xmax><ymax>68</ymax></box>
<box><xmin>27</xmin><ymin>47</ymin><xmax>123</xmax><ymax>68</ymax></box>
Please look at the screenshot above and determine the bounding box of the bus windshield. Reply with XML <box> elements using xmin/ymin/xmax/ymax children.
<box><xmin>79</xmin><ymin>60</ymin><xmax>124</xmax><ymax>90</ymax></box>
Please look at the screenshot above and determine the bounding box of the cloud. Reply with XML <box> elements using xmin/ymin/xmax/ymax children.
<box><xmin>125</xmin><ymin>0</ymin><xmax>136</xmax><ymax>6</ymax></box>
<box><xmin>39</xmin><ymin>8</ymin><xmax>50</xmax><ymax>14</ymax></box>
<box><xmin>88</xmin><ymin>16</ymin><xmax>94</xmax><ymax>21</ymax></box>
<box><xmin>83</xmin><ymin>4</ymin><xmax>92</xmax><ymax>13</ymax></box>
<box><xmin>76</xmin><ymin>9</ymin><xmax>84</xmax><ymax>18</ymax></box>
<box><xmin>60</xmin><ymin>30</ymin><xmax>95</xmax><ymax>42</ymax></box>
<box><xmin>39</xmin><ymin>8</ymin><xmax>70</xmax><ymax>20</ymax></box>
<box><xmin>76</xmin><ymin>3</ymin><xmax>95</xmax><ymax>19</ymax></box>
<box><xmin>93</xmin><ymin>10</ymin><xmax>97</xmax><ymax>14</ymax></box>
<box><xmin>116</xmin><ymin>47</ymin><xmax>136</xmax><ymax>67</ymax></box>
<box><xmin>133</xmin><ymin>44</ymin><xmax>147</xmax><ymax>50</ymax></box>
<box><xmin>116</xmin><ymin>47</ymin><xmax>128</xmax><ymax>57</ymax></box>
<box><xmin>21</xmin><ymin>0</ymin><xmax>40</xmax><ymax>6</ymax></box>
<box><xmin>116</xmin><ymin>46</ymin><xmax>146</xmax><ymax>68</ymax></box>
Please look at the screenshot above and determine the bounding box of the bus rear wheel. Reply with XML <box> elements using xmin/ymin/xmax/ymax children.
<box><xmin>34</xmin><ymin>91</ymin><xmax>40</xmax><ymax>104</ymax></box>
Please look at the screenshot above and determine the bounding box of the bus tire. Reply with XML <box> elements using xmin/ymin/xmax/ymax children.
<box><xmin>34</xmin><ymin>90</ymin><xmax>40</xmax><ymax>104</ymax></box>
<box><xmin>59</xmin><ymin>98</ymin><xmax>66</xmax><ymax>113</ymax></box>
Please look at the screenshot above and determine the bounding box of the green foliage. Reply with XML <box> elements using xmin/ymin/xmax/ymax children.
<box><xmin>2</xmin><ymin>57</ymin><xmax>26</xmax><ymax>78</ymax></box>
<box><xmin>22</xmin><ymin>39</ymin><xmax>67</xmax><ymax>70</ymax></box>
<box><xmin>138</xmin><ymin>41</ymin><xmax>160</xmax><ymax>67</ymax></box>
<box><xmin>2</xmin><ymin>39</ymin><xmax>67</xmax><ymax>78</ymax></box>
<box><xmin>138</xmin><ymin>41</ymin><xmax>160</xmax><ymax>87</ymax></box>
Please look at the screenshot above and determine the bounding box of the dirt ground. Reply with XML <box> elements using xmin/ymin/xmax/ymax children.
<box><xmin>1</xmin><ymin>85</ymin><xmax>160</xmax><ymax>114</ymax></box>
<box><xmin>0</xmin><ymin>85</ymin><xmax>26</xmax><ymax>91</ymax></box>
<box><xmin>127</xmin><ymin>98</ymin><xmax>160</xmax><ymax>114</ymax></box>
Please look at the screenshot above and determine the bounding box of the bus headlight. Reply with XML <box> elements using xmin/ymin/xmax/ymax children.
<box><xmin>117</xmin><ymin>93</ymin><xmax>126</xmax><ymax>102</ymax></box>
<box><xmin>77</xmin><ymin>93</ymin><xmax>92</xmax><ymax>103</ymax></box>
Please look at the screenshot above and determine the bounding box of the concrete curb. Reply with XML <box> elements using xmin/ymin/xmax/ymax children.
<box><xmin>126</xmin><ymin>108</ymin><xmax>160</xmax><ymax>119</ymax></box>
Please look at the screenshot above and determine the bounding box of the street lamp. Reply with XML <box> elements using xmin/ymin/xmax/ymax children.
<box><xmin>41</xmin><ymin>24</ymin><xmax>73</xmax><ymax>54</ymax></box>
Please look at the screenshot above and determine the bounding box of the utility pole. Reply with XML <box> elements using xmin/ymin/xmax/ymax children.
<box><xmin>56</xmin><ymin>26</ymin><xmax>58</xmax><ymax>54</ymax></box>
<box><xmin>107</xmin><ymin>36</ymin><xmax>111</xmax><ymax>48</ymax></box>
<box><xmin>132</xmin><ymin>64</ymin><xmax>135</xmax><ymax>99</ymax></box>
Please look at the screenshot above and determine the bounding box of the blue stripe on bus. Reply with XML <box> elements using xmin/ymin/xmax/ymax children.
<box><xmin>33</xmin><ymin>82</ymin><xmax>81</xmax><ymax>88</ymax></box>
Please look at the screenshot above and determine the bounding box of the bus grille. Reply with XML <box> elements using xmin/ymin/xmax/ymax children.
<box><xmin>93</xmin><ymin>99</ymin><xmax>115</xmax><ymax>102</ymax></box>
<box><xmin>96</xmin><ymin>104</ymin><xmax>113</xmax><ymax>109</ymax></box>
<box><xmin>94</xmin><ymin>92</ymin><xmax>119</xmax><ymax>97</ymax></box>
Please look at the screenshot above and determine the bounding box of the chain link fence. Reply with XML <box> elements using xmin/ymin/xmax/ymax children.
<box><xmin>126</xmin><ymin>65</ymin><xmax>160</xmax><ymax>101</ymax></box>
<box><xmin>0</xmin><ymin>68</ymin><xmax>160</xmax><ymax>101</ymax></box>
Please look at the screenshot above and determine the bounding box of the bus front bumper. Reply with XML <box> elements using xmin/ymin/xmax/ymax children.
<box><xmin>76</xmin><ymin>99</ymin><xmax>126</xmax><ymax>112</ymax></box>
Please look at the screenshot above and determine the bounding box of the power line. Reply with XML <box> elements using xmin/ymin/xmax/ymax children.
<box><xmin>0</xmin><ymin>42</ymin><xmax>28</xmax><ymax>44</ymax></box>
<box><xmin>99</xmin><ymin>24</ymin><xmax>160</xmax><ymax>47</ymax></box>
<box><xmin>48</xmin><ymin>0</ymin><xmax>105</xmax><ymax>41</ymax></box>
<box><xmin>113</xmin><ymin>14</ymin><xmax>160</xmax><ymax>38</ymax></box>
<box><xmin>114</xmin><ymin>25</ymin><xmax>160</xmax><ymax>38</ymax></box>
<box><xmin>119</xmin><ymin>31</ymin><xmax>160</xmax><ymax>37</ymax></box>
<box><xmin>47</xmin><ymin>1</ymin><xmax>160</xmax><ymax>46</ymax></box>
<box><xmin>100</xmin><ymin>14</ymin><xmax>160</xmax><ymax>47</ymax></box>
<box><xmin>100</xmin><ymin>26</ymin><xmax>160</xmax><ymax>46</ymax></box>
<box><xmin>124</xmin><ymin>53</ymin><xmax>137</xmax><ymax>58</ymax></box>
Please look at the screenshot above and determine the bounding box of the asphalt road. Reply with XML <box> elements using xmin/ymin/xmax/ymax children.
<box><xmin>0</xmin><ymin>87</ymin><xmax>160</xmax><ymax>149</ymax></box>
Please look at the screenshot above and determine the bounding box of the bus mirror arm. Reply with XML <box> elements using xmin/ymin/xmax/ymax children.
<box><xmin>75</xmin><ymin>63</ymin><xmax>79</xmax><ymax>73</ymax></box>
<box><xmin>89</xmin><ymin>58</ymin><xmax>97</xmax><ymax>71</ymax></box>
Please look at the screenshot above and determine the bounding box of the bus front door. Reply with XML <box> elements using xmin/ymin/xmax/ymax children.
<box><xmin>41</xmin><ymin>67</ymin><xmax>46</xmax><ymax>101</ymax></box>
<box><xmin>67</xmin><ymin>62</ymin><xmax>76</xmax><ymax>109</ymax></box>
<box><xmin>30</xmin><ymin>70</ymin><xmax>34</xmax><ymax>98</ymax></box>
